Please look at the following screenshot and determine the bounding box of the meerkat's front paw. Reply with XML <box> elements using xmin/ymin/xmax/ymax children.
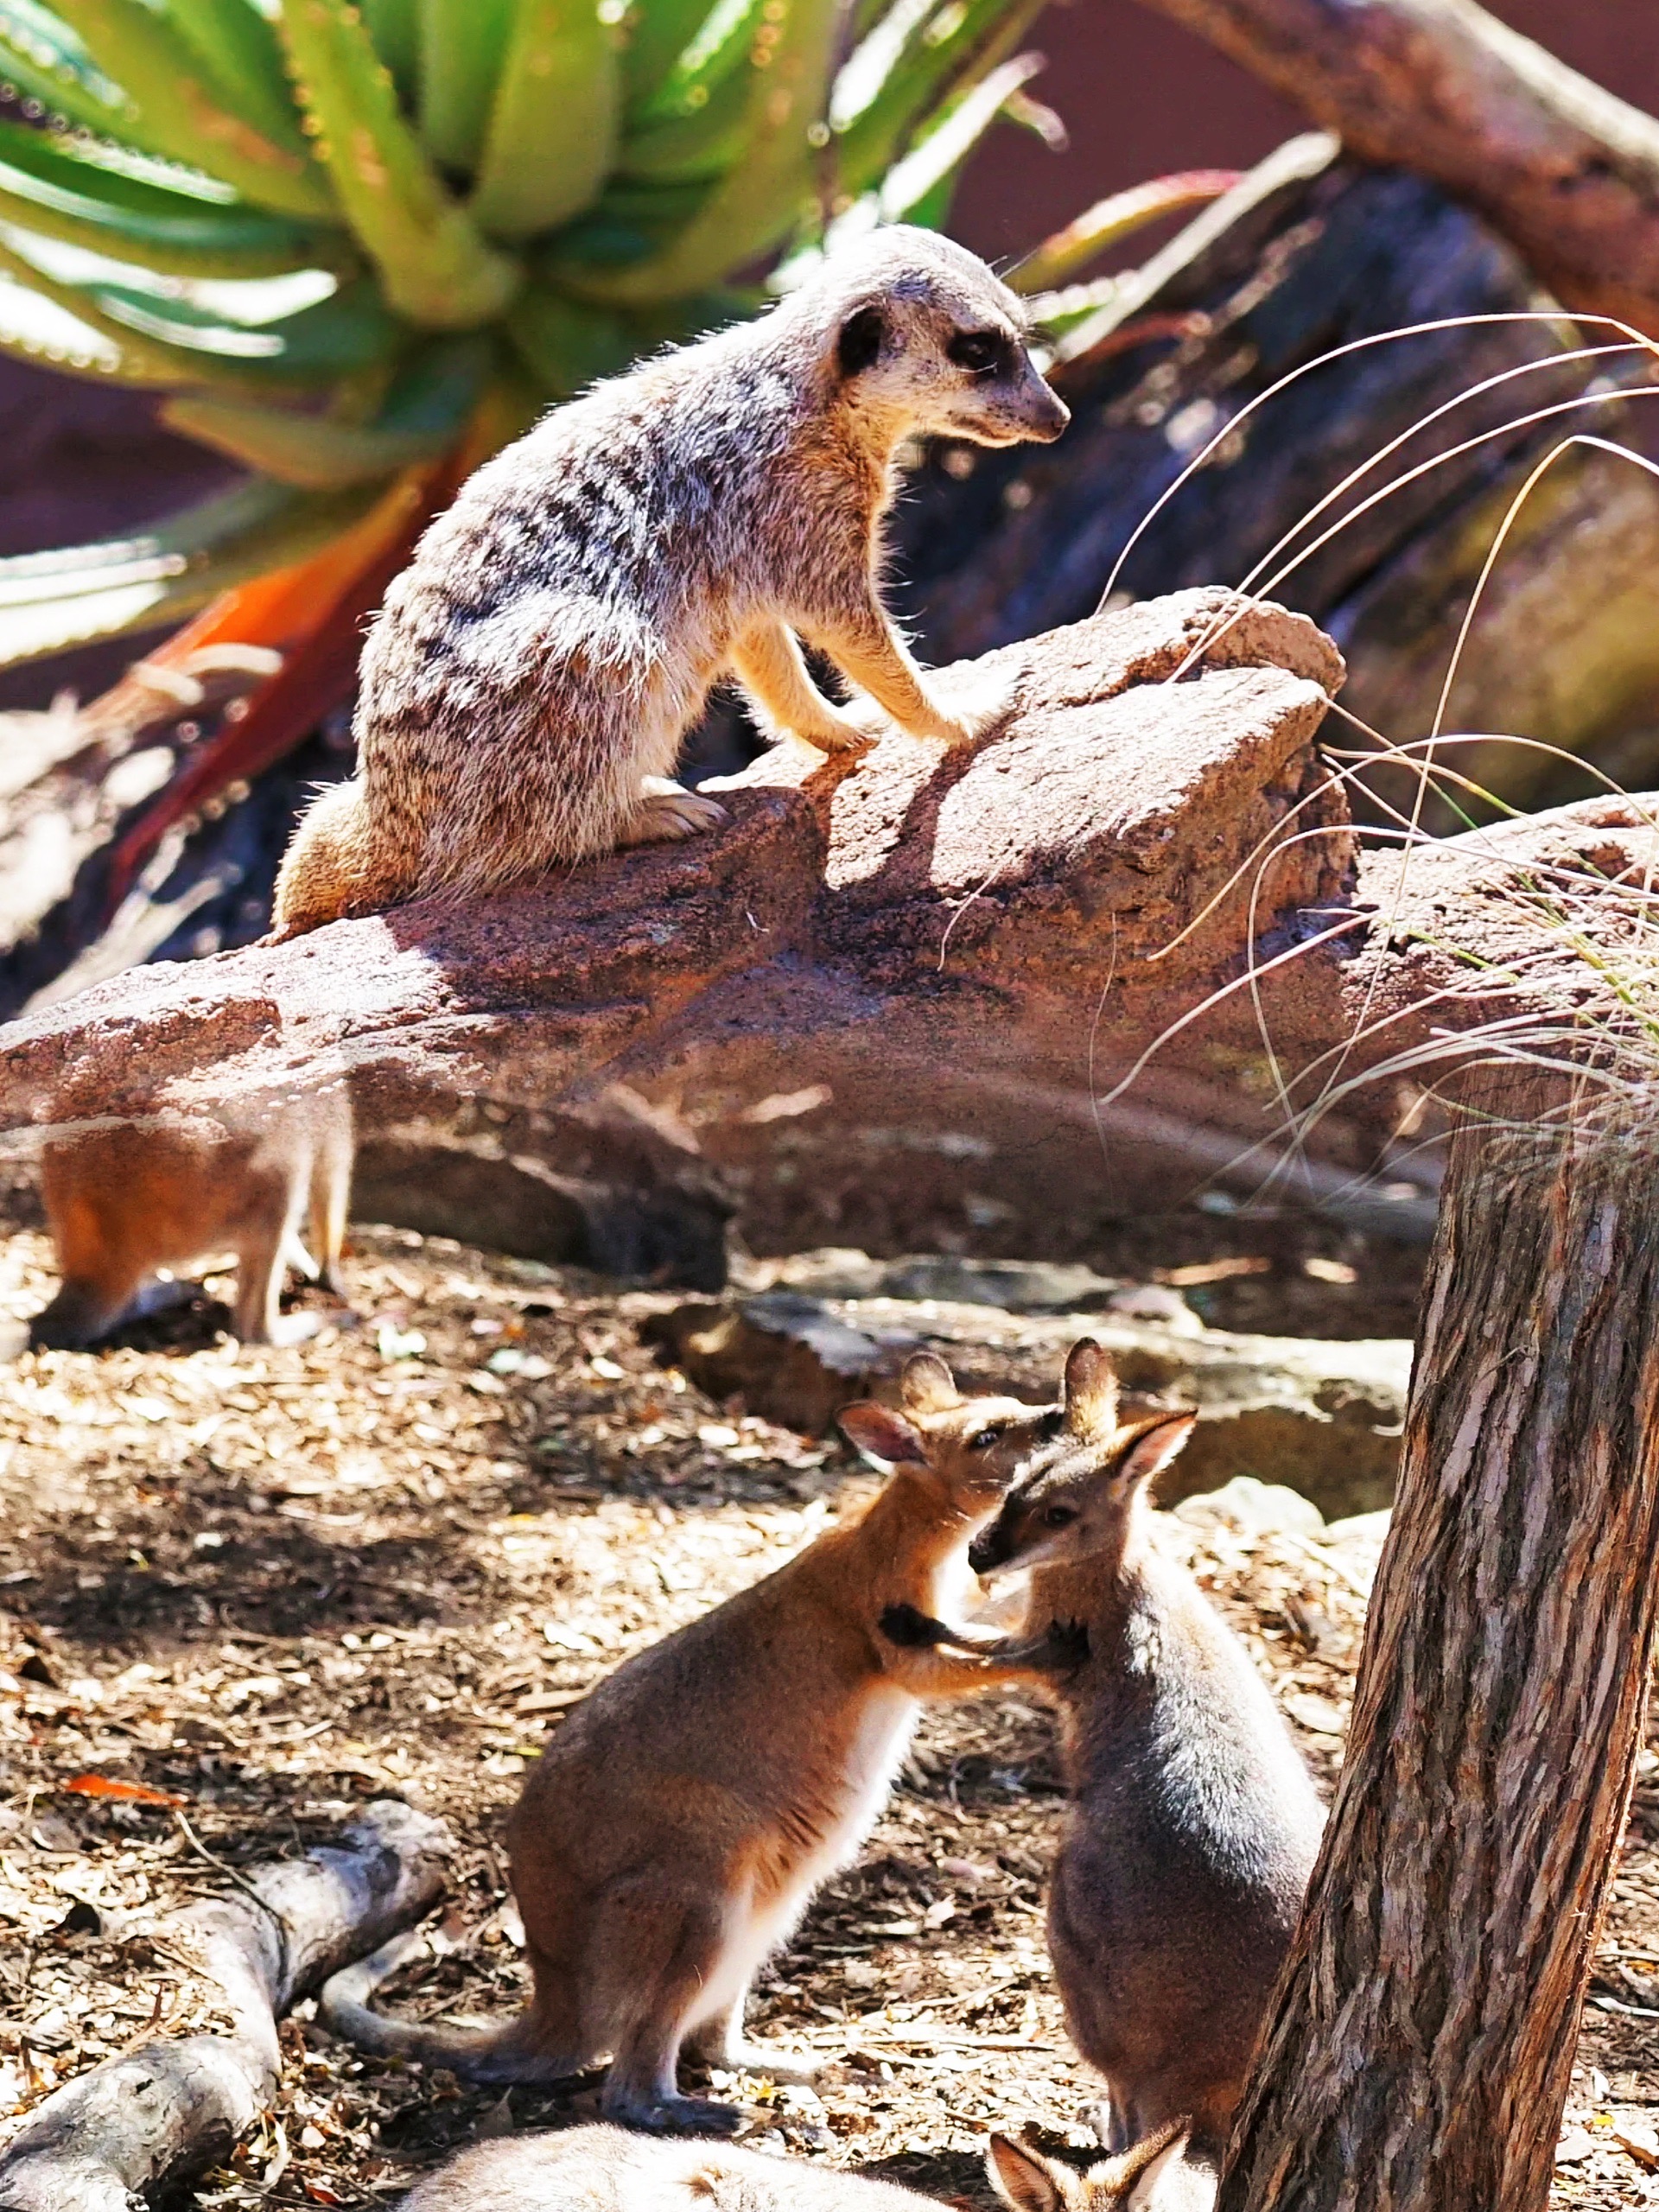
<box><xmin>929</xmin><ymin>667</ymin><xmax>1024</xmax><ymax>748</ymax></box>
<box><xmin>619</xmin><ymin>778</ymin><xmax>731</xmax><ymax>847</ymax></box>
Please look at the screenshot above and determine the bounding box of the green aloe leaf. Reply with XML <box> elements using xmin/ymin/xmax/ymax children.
<box><xmin>276</xmin><ymin>0</ymin><xmax>521</xmax><ymax>328</ymax></box>
<box><xmin>360</xmin><ymin>0</ymin><xmax>418</xmax><ymax>104</ymax></box>
<box><xmin>0</xmin><ymin>0</ymin><xmax>137</xmax><ymax>139</ymax></box>
<box><xmin>162</xmin><ymin>334</ymin><xmax>488</xmax><ymax>484</ymax></box>
<box><xmin>503</xmin><ymin>277</ymin><xmax>635</xmax><ymax>394</ymax></box>
<box><xmin>832</xmin><ymin>0</ymin><xmax>1041</xmax><ymax>195</ymax></box>
<box><xmin>617</xmin><ymin>51</ymin><xmax>753</xmax><ymax>183</ymax></box>
<box><xmin>0</xmin><ymin>119</ymin><xmax>344</xmax><ymax>280</ymax></box>
<box><xmin>869</xmin><ymin>48</ymin><xmax>1039</xmax><ymax>220</ymax></box>
<box><xmin>162</xmin><ymin>0</ymin><xmax>310</xmax><ymax>156</ymax></box>
<box><xmin>618</xmin><ymin>0</ymin><xmax>730</xmax><ymax>119</ymax></box>
<box><xmin>0</xmin><ymin>475</ymin><xmax>385</xmax><ymax>667</ymax></box>
<box><xmin>555</xmin><ymin>0</ymin><xmax>840</xmax><ymax>304</ymax></box>
<box><xmin>82</xmin><ymin>270</ymin><xmax>403</xmax><ymax>385</ymax></box>
<box><xmin>628</xmin><ymin>0</ymin><xmax>762</xmax><ymax>129</ymax></box>
<box><xmin>417</xmin><ymin>0</ymin><xmax>512</xmax><ymax>173</ymax></box>
<box><xmin>470</xmin><ymin>0</ymin><xmax>620</xmax><ymax>241</ymax></box>
<box><xmin>48</xmin><ymin>0</ymin><xmax>336</xmax><ymax>218</ymax></box>
<box><xmin>1007</xmin><ymin>172</ymin><xmax>1241</xmax><ymax>293</ymax></box>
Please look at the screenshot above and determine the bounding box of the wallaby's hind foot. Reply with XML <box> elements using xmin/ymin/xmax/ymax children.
<box><xmin>604</xmin><ymin>2088</ymin><xmax>748</xmax><ymax>2137</ymax></box>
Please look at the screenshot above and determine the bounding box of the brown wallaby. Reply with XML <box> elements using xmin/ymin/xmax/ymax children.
<box><xmin>31</xmin><ymin>1090</ymin><xmax>353</xmax><ymax>1349</ymax></box>
<box><xmin>905</xmin><ymin>1341</ymin><xmax>1324</xmax><ymax>2164</ymax></box>
<box><xmin>986</xmin><ymin>2121</ymin><xmax>1214</xmax><ymax>2212</ymax></box>
<box><xmin>397</xmin><ymin>2122</ymin><xmax>943</xmax><ymax>2211</ymax></box>
<box><xmin>321</xmin><ymin>1352</ymin><xmax>1083</xmax><ymax>2135</ymax></box>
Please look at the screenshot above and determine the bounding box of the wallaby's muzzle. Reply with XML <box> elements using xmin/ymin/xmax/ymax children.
<box><xmin>969</xmin><ymin>1519</ymin><xmax>1014</xmax><ymax>1575</ymax></box>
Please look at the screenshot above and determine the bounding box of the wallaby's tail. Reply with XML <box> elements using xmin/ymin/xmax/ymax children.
<box><xmin>319</xmin><ymin>1929</ymin><xmax>575</xmax><ymax>2083</ymax></box>
<box><xmin>270</xmin><ymin>777</ymin><xmax>409</xmax><ymax>939</ymax></box>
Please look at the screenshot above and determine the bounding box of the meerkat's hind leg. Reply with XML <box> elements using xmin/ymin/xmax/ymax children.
<box><xmin>615</xmin><ymin>775</ymin><xmax>729</xmax><ymax>849</ymax></box>
<box><xmin>730</xmin><ymin>620</ymin><xmax>874</xmax><ymax>755</ymax></box>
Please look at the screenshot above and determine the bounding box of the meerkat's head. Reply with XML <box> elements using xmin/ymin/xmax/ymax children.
<box><xmin>800</xmin><ymin>225</ymin><xmax>1070</xmax><ymax>452</ymax></box>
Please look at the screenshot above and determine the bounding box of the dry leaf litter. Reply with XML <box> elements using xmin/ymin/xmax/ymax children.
<box><xmin>0</xmin><ymin>1224</ymin><xmax>1652</xmax><ymax>2208</ymax></box>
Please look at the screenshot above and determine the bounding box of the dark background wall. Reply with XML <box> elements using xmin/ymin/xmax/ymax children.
<box><xmin>951</xmin><ymin>0</ymin><xmax>1654</xmax><ymax>258</ymax></box>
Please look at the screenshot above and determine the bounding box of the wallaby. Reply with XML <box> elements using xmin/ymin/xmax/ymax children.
<box><xmin>31</xmin><ymin>1090</ymin><xmax>353</xmax><ymax>1350</ymax></box>
<box><xmin>986</xmin><ymin>2122</ymin><xmax>1214</xmax><ymax>2212</ymax></box>
<box><xmin>903</xmin><ymin>1341</ymin><xmax>1324</xmax><ymax>2164</ymax></box>
<box><xmin>398</xmin><ymin>2122</ymin><xmax>944</xmax><ymax>2211</ymax></box>
<box><xmin>321</xmin><ymin>1352</ymin><xmax>1082</xmax><ymax>2135</ymax></box>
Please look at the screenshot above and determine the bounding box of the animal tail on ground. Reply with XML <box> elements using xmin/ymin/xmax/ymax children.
<box><xmin>320</xmin><ymin>1929</ymin><xmax>580</xmax><ymax>2083</ymax></box>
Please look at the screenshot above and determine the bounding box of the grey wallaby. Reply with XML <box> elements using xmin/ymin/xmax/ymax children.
<box><xmin>903</xmin><ymin>1339</ymin><xmax>1325</xmax><ymax>2164</ymax></box>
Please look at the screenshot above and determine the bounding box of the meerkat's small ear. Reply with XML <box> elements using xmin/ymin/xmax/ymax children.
<box><xmin>837</xmin><ymin>303</ymin><xmax>887</xmax><ymax>377</ymax></box>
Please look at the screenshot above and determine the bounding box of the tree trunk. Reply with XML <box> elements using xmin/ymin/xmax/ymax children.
<box><xmin>1217</xmin><ymin>1096</ymin><xmax>1659</xmax><ymax>2211</ymax></box>
<box><xmin>1131</xmin><ymin>0</ymin><xmax>1659</xmax><ymax>338</ymax></box>
<box><xmin>0</xmin><ymin>1800</ymin><xmax>450</xmax><ymax>2212</ymax></box>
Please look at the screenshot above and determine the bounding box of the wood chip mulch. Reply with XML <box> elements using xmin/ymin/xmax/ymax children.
<box><xmin>0</xmin><ymin>1224</ymin><xmax>1654</xmax><ymax>2207</ymax></box>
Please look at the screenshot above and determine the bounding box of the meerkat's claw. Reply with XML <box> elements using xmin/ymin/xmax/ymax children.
<box><xmin>620</xmin><ymin>779</ymin><xmax>730</xmax><ymax>847</ymax></box>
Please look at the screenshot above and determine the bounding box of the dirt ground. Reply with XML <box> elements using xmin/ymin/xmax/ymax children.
<box><xmin>0</xmin><ymin>1222</ymin><xmax>1656</xmax><ymax>2208</ymax></box>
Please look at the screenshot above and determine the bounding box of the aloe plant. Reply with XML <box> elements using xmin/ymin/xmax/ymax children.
<box><xmin>0</xmin><ymin>0</ymin><xmax>1234</xmax><ymax>904</ymax></box>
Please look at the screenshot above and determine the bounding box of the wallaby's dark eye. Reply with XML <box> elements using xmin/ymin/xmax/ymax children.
<box><xmin>1043</xmin><ymin>1503</ymin><xmax>1077</xmax><ymax>1528</ymax></box>
<box><xmin>969</xmin><ymin>1427</ymin><xmax>1001</xmax><ymax>1451</ymax></box>
<box><xmin>947</xmin><ymin>327</ymin><xmax>1009</xmax><ymax>376</ymax></box>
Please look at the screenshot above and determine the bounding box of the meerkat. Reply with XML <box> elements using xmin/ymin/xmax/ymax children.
<box><xmin>270</xmin><ymin>226</ymin><xmax>1069</xmax><ymax>937</ymax></box>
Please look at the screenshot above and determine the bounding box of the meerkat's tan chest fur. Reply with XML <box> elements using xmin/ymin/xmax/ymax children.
<box><xmin>270</xmin><ymin>226</ymin><xmax>1067</xmax><ymax>937</ymax></box>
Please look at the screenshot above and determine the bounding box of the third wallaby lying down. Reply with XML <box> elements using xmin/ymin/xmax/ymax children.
<box><xmin>398</xmin><ymin>2121</ymin><xmax>942</xmax><ymax>2211</ymax></box>
<box><xmin>986</xmin><ymin>2121</ymin><xmax>1214</xmax><ymax>2212</ymax></box>
<box><xmin>322</xmin><ymin>1352</ymin><xmax>1081</xmax><ymax>2135</ymax></box>
<box><xmin>907</xmin><ymin>1341</ymin><xmax>1325</xmax><ymax>2165</ymax></box>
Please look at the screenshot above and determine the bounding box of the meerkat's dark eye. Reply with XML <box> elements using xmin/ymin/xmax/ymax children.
<box><xmin>837</xmin><ymin>305</ymin><xmax>887</xmax><ymax>377</ymax></box>
<box><xmin>969</xmin><ymin>1427</ymin><xmax>1002</xmax><ymax>1451</ymax></box>
<box><xmin>948</xmin><ymin>328</ymin><xmax>1011</xmax><ymax>375</ymax></box>
<box><xmin>1043</xmin><ymin>1503</ymin><xmax>1077</xmax><ymax>1528</ymax></box>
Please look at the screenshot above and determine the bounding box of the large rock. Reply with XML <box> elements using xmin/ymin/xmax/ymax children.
<box><xmin>644</xmin><ymin>1277</ymin><xmax>1409</xmax><ymax>1521</ymax></box>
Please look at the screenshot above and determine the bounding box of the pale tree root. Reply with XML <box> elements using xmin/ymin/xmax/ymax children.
<box><xmin>0</xmin><ymin>1799</ymin><xmax>452</xmax><ymax>2212</ymax></box>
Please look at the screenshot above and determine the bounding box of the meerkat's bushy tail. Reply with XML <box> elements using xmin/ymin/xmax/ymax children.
<box><xmin>271</xmin><ymin>778</ymin><xmax>410</xmax><ymax>938</ymax></box>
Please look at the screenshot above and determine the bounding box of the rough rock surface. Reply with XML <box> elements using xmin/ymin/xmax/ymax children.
<box><xmin>5</xmin><ymin>588</ymin><xmax>1644</xmax><ymax>1269</ymax></box>
<box><xmin>0</xmin><ymin>590</ymin><xmax>1360</xmax><ymax>1263</ymax></box>
<box><xmin>644</xmin><ymin>1277</ymin><xmax>1410</xmax><ymax>1522</ymax></box>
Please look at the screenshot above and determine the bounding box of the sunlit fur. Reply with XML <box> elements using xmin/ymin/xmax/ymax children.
<box><xmin>271</xmin><ymin>226</ymin><xmax>1067</xmax><ymax>936</ymax></box>
<box><xmin>966</xmin><ymin>1343</ymin><xmax>1325</xmax><ymax>2163</ymax></box>
<box><xmin>320</xmin><ymin>1354</ymin><xmax>1072</xmax><ymax>2137</ymax></box>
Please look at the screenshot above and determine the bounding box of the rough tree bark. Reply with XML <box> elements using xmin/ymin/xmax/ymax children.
<box><xmin>0</xmin><ymin>1800</ymin><xmax>450</xmax><ymax>2212</ymax></box>
<box><xmin>1133</xmin><ymin>0</ymin><xmax>1659</xmax><ymax>337</ymax></box>
<box><xmin>1217</xmin><ymin>1099</ymin><xmax>1659</xmax><ymax>2212</ymax></box>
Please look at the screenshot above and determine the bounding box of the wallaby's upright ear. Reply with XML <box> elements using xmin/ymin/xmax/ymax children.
<box><xmin>1063</xmin><ymin>1338</ymin><xmax>1119</xmax><ymax>1440</ymax></box>
<box><xmin>838</xmin><ymin>1399</ymin><xmax>927</xmax><ymax>1467</ymax></box>
<box><xmin>1117</xmin><ymin>1415</ymin><xmax>1198</xmax><ymax>1494</ymax></box>
<box><xmin>987</xmin><ymin>2132</ymin><xmax>1075</xmax><ymax>2212</ymax></box>
<box><xmin>837</xmin><ymin>302</ymin><xmax>887</xmax><ymax>377</ymax></box>
<box><xmin>1122</xmin><ymin>2123</ymin><xmax>1198</xmax><ymax>2210</ymax></box>
<box><xmin>900</xmin><ymin>1350</ymin><xmax>957</xmax><ymax>1414</ymax></box>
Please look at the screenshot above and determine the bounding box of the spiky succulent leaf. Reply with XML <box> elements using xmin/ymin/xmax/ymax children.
<box><xmin>417</xmin><ymin>0</ymin><xmax>513</xmax><ymax>171</ymax></box>
<box><xmin>0</xmin><ymin>119</ymin><xmax>345</xmax><ymax>280</ymax></box>
<box><xmin>470</xmin><ymin>0</ymin><xmax>621</xmax><ymax>240</ymax></box>
<box><xmin>162</xmin><ymin>335</ymin><xmax>491</xmax><ymax>484</ymax></box>
<box><xmin>162</xmin><ymin>0</ymin><xmax>311</xmax><ymax>156</ymax></box>
<box><xmin>554</xmin><ymin>0</ymin><xmax>842</xmax><ymax>304</ymax></box>
<box><xmin>275</xmin><ymin>0</ymin><xmax>520</xmax><ymax>328</ymax></box>
<box><xmin>48</xmin><ymin>0</ymin><xmax>334</xmax><ymax>217</ymax></box>
<box><xmin>360</xmin><ymin>0</ymin><xmax>418</xmax><ymax>102</ymax></box>
<box><xmin>831</xmin><ymin>0</ymin><xmax>1043</xmax><ymax>199</ymax></box>
<box><xmin>0</xmin><ymin>476</ymin><xmax>387</xmax><ymax>664</ymax></box>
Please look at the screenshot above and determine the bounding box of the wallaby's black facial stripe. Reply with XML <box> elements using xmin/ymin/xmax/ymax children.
<box><xmin>837</xmin><ymin>304</ymin><xmax>887</xmax><ymax>378</ymax></box>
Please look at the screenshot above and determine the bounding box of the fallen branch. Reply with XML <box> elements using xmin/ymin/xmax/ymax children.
<box><xmin>0</xmin><ymin>1799</ymin><xmax>450</xmax><ymax>2212</ymax></box>
<box><xmin>1134</xmin><ymin>0</ymin><xmax>1659</xmax><ymax>334</ymax></box>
